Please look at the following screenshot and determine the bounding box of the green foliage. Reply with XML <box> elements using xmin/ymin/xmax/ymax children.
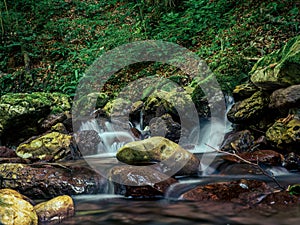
<box><xmin>0</xmin><ymin>0</ymin><xmax>299</xmax><ymax>96</ymax></box>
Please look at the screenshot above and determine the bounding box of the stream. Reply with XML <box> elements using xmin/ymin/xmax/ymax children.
<box><xmin>62</xmin><ymin>97</ymin><xmax>300</xmax><ymax>225</ymax></box>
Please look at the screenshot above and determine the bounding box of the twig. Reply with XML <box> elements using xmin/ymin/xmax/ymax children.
<box><xmin>205</xmin><ymin>143</ymin><xmax>285</xmax><ymax>190</ymax></box>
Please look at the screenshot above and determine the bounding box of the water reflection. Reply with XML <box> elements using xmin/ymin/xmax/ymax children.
<box><xmin>62</xmin><ymin>196</ymin><xmax>300</xmax><ymax>225</ymax></box>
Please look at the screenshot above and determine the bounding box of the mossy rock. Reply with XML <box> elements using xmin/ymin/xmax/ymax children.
<box><xmin>0</xmin><ymin>92</ymin><xmax>71</xmax><ymax>145</ymax></box>
<box><xmin>0</xmin><ymin>189</ymin><xmax>38</xmax><ymax>225</ymax></box>
<box><xmin>266</xmin><ymin>117</ymin><xmax>300</xmax><ymax>151</ymax></box>
<box><xmin>103</xmin><ymin>97</ymin><xmax>132</xmax><ymax>117</ymax></box>
<box><xmin>232</xmin><ymin>82</ymin><xmax>258</xmax><ymax>102</ymax></box>
<box><xmin>16</xmin><ymin>131</ymin><xmax>72</xmax><ymax>161</ymax></box>
<box><xmin>116</xmin><ymin>136</ymin><xmax>200</xmax><ymax>176</ymax></box>
<box><xmin>227</xmin><ymin>91</ymin><xmax>269</xmax><ymax>123</ymax></box>
<box><xmin>250</xmin><ymin>36</ymin><xmax>300</xmax><ymax>90</ymax></box>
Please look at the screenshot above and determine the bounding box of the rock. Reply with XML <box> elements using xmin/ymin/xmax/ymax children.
<box><xmin>40</xmin><ymin>112</ymin><xmax>68</xmax><ymax>132</ymax></box>
<box><xmin>222</xmin><ymin>150</ymin><xmax>284</xmax><ymax>166</ymax></box>
<box><xmin>0</xmin><ymin>163</ymin><xmax>107</xmax><ymax>198</ymax></box>
<box><xmin>0</xmin><ymin>189</ymin><xmax>38</xmax><ymax>225</ymax></box>
<box><xmin>73</xmin><ymin>130</ymin><xmax>101</xmax><ymax>155</ymax></box>
<box><xmin>180</xmin><ymin>179</ymin><xmax>272</xmax><ymax>204</ymax></box>
<box><xmin>0</xmin><ymin>92</ymin><xmax>71</xmax><ymax>145</ymax></box>
<box><xmin>232</xmin><ymin>82</ymin><xmax>258</xmax><ymax>102</ymax></box>
<box><xmin>34</xmin><ymin>195</ymin><xmax>75</xmax><ymax>224</ymax></box>
<box><xmin>250</xmin><ymin>36</ymin><xmax>300</xmax><ymax>90</ymax></box>
<box><xmin>266</xmin><ymin>117</ymin><xmax>300</xmax><ymax>151</ymax></box>
<box><xmin>227</xmin><ymin>91</ymin><xmax>269</xmax><ymax>123</ymax></box>
<box><xmin>220</xmin><ymin>130</ymin><xmax>254</xmax><ymax>153</ymax></box>
<box><xmin>109</xmin><ymin>165</ymin><xmax>177</xmax><ymax>198</ymax></box>
<box><xmin>260</xmin><ymin>191</ymin><xmax>300</xmax><ymax>208</ymax></box>
<box><xmin>269</xmin><ymin>84</ymin><xmax>300</xmax><ymax>109</ymax></box>
<box><xmin>149</xmin><ymin>114</ymin><xmax>181</xmax><ymax>143</ymax></box>
<box><xmin>116</xmin><ymin>136</ymin><xmax>200</xmax><ymax>176</ymax></box>
<box><xmin>282</xmin><ymin>152</ymin><xmax>300</xmax><ymax>171</ymax></box>
<box><xmin>103</xmin><ymin>98</ymin><xmax>132</xmax><ymax>118</ymax></box>
<box><xmin>51</xmin><ymin>122</ymin><xmax>68</xmax><ymax>134</ymax></box>
<box><xmin>0</xmin><ymin>146</ymin><xmax>17</xmax><ymax>157</ymax></box>
<box><xmin>16</xmin><ymin>132</ymin><xmax>74</xmax><ymax>161</ymax></box>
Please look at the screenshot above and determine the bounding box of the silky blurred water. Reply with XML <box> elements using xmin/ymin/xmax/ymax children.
<box><xmin>62</xmin><ymin>195</ymin><xmax>300</xmax><ymax>225</ymax></box>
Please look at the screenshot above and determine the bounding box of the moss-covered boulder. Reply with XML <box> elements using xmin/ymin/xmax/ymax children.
<box><xmin>0</xmin><ymin>189</ymin><xmax>38</xmax><ymax>225</ymax></box>
<box><xmin>34</xmin><ymin>195</ymin><xmax>74</xmax><ymax>224</ymax></box>
<box><xmin>227</xmin><ymin>91</ymin><xmax>269</xmax><ymax>123</ymax></box>
<box><xmin>16</xmin><ymin>132</ymin><xmax>73</xmax><ymax>161</ymax></box>
<box><xmin>266</xmin><ymin>117</ymin><xmax>300</xmax><ymax>151</ymax></box>
<box><xmin>116</xmin><ymin>136</ymin><xmax>200</xmax><ymax>176</ymax></box>
<box><xmin>250</xmin><ymin>36</ymin><xmax>300</xmax><ymax>90</ymax></box>
<box><xmin>0</xmin><ymin>92</ymin><xmax>71</xmax><ymax>145</ymax></box>
<box><xmin>232</xmin><ymin>82</ymin><xmax>258</xmax><ymax>102</ymax></box>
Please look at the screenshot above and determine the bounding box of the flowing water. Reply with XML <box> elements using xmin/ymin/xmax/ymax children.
<box><xmin>69</xmin><ymin>97</ymin><xmax>300</xmax><ymax>225</ymax></box>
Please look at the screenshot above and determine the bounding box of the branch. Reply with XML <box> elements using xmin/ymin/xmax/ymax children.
<box><xmin>205</xmin><ymin>143</ymin><xmax>285</xmax><ymax>190</ymax></box>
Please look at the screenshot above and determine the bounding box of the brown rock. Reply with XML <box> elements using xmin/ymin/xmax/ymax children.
<box><xmin>222</xmin><ymin>150</ymin><xmax>284</xmax><ymax>166</ymax></box>
<box><xmin>110</xmin><ymin>165</ymin><xmax>177</xmax><ymax>198</ymax></box>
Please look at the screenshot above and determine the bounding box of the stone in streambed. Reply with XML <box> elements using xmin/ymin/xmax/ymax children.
<box><xmin>34</xmin><ymin>195</ymin><xmax>74</xmax><ymax>224</ymax></box>
<box><xmin>0</xmin><ymin>163</ymin><xmax>108</xmax><ymax>198</ymax></box>
<box><xmin>16</xmin><ymin>131</ymin><xmax>73</xmax><ymax>161</ymax></box>
<box><xmin>266</xmin><ymin>117</ymin><xmax>300</xmax><ymax>151</ymax></box>
<box><xmin>227</xmin><ymin>91</ymin><xmax>269</xmax><ymax>123</ymax></box>
<box><xmin>0</xmin><ymin>189</ymin><xmax>38</xmax><ymax>225</ymax></box>
<box><xmin>116</xmin><ymin>136</ymin><xmax>200</xmax><ymax>176</ymax></box>
<box><xmin>180</xmin><ymin>179</ymin><xmax>272</xmax><ymax>204</ymax></box>
<box><xmin>220</xmin><ymin>130</ymin><xmax>254</xmax><ymax>153</ymax></box>
<box><xmin>222</xmin><ymin>150</ymin><xmax>284</xmax><ymax>166</ymax></box>
<box><xmin>109</xmin><ymin>165</ymin><xmax>177</xmax><ymax>198</ymax></box>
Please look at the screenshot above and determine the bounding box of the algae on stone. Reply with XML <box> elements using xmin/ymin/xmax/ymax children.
<box><xmin>250</xmin><ymin>36</ymin><xmax>300</xmax><ymax>90</ymax></box>
<box><xmin>16</xmin><ymin>131</ymin><xmax>72</xmax><ymax>161</ymax></box>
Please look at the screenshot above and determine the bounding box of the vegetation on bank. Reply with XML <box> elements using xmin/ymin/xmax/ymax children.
<box><xmin>0</xmin><ymin>0</ymin><xmax>299</xmax><ymax>97</ymax></box>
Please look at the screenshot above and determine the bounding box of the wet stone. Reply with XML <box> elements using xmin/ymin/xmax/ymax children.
<box><xmin>34</xmin><ymin>195</ymin><xmax>75</xmax><ymax>224</ymax></box>
<box><xmin>110</xmin><ymin>165</ymin><xmax>177</xmax><ymax>198</ymax></box>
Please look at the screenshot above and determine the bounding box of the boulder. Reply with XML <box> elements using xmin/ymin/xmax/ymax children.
<box><xmin>227</xmin><ymin>91</ymin><xmax>269</xmax><ymax>123</ymax></box>
<box><xmin>16</xmin><ymin>132</ymin><xmax>74</xmax><ymax>161</ymax></box>
<box><xmin>266</xmin><ymin>117</ymin><xmax>300</xmax><ymax>151</ymax></box>
<box><xmin>0</xmin><ymin>163</ymin><xmax>107</xmax><ymax>198</ymax></box>
<box><xmin>0</xmin><ymin>189</ymin><xmax>38</xmax><ymax>225</ymax></box>
<box><xmin>269</xmin><ymin>84</ymin><xmax>300</xmax><ymax>109</ymax></box>
<box><xmin>180</xmin><ymin>179</ymin><xmax>272</xmax><ymax>204</ymax></box>
<box><xmin>0</xmin><ymin>92</ymin><xmax>71</xmax><ymax>145</ymax></box>
<box><xmin>250</xmin><ymin>36</ymin><xmax>300</xmax><ymax>90</ymax></box>
<box><xmin>232</xmin><ymin>82</ymin><xmax>258</xmax><ymax>102</ymax></box>
<box><xmin>116</xmin><ymin>136</ymin><xmax>200</xmax><ymax>176</ymax></box>
<box><xmin>149</xmin><ymin>114</ymin><xmax>181</xmax><ymax>143</ymax></box>
<box><xmin>109</xmin><ymin>165</ymin><xmax>177</xmax><ymax>198</ymax></box>
<box><xmin>34</xmin><ymin>195</ymin><xmax>75</xmax><ymax>224</ymax></box>
<box><xmin>220</xmin><ymin>130</ymin><xmax>254</xmax><ymax>153</ymax></box>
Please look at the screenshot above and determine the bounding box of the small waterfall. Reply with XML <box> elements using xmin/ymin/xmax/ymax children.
<box><xmin>79</xmin><ymin>119</ymin><xmax>135</xmax><ymax>156</ymax></box>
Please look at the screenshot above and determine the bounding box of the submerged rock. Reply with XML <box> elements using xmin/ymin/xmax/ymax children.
<box><xmin>0</xmin><ymin>189</ymin><xmax>38</xmax><ymax>225</ymax></box>
<box><xmin>110</xmin><ymin>165</ymin><xmax>177</xmax><ymax>198</ymax></box>
<box><xmin>16</xmin><ymin>132</ymin><xmax>73</xmax><ymax>161</ymax></box>
<box><xmin>0</xmin><ymin>163</ymin><xmax>107</xmax><ymax>198</ymax></box>
<box><xmin>227</xmin><ymin>91</ymin><xmax>269</xmax><ymax>123</ymax></box>
<box><xmin>116</xmin><ymin>136</ymin><xmax>200</xmax><ymax>176</ymax></box>
<box><xmin>250</xmin><ymin>36</ymin><xmax>300</xmax><ymax>90</ymax></box>
<box><xmin>34</xmin><ymin>195</ymin><xmax>75</xmax><ymax>224</ymax></box>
